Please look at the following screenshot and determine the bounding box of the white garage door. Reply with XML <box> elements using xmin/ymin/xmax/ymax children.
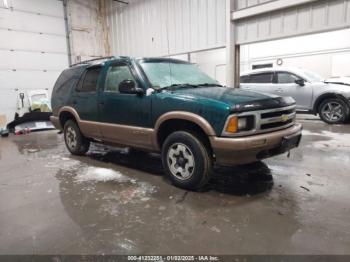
<box><xmin>0</xmin><ymin>0</ymin><xmax>68</xmax><ymax>123</ymax></box>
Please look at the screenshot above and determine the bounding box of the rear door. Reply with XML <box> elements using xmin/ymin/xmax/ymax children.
<box><xmin>240</xmin><ymin>72</ymin><xmax>275</xmax><ymax>94</ymax></box>
<box><xmin>275</xmin><ymin>71</ymin><xmax>313</xmax><ymax>110</ymax></box>
<box><xmin>71</xmin><ymin>66</ymin><xmax>102</xmax><ymax>137</ymax></box>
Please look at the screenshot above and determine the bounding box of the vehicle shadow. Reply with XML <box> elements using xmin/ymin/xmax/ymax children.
<box><xmin>85</xmin><ymin>144</ymin><xmax>273</xmax><ymax>197</ymax></box>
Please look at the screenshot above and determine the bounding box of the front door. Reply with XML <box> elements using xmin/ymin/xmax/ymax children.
<box><xmin>275</xmin><ymin>72</ymin><xmax>313</xmax><ymax>110</ymax></box>
<box><xmin>98</xmin><ymin>61</ymin><xmax>153</xmax><ymax>149</ymax></box>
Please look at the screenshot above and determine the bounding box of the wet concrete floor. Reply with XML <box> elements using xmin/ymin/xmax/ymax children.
<box><xmin>0</xmin><ymin>117</ymin><xmax>350</xmax><ymax>255</ymax></box>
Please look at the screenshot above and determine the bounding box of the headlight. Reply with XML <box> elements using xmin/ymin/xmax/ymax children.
<box><xmin>224</xmin><ymin>115</ymin><xmax>255</xmax><ymax>134</ymax></box>
<box><xmin>238</xmin><ymin>117</ymin><xmax>247</xmax><ymax>130</ymax></box>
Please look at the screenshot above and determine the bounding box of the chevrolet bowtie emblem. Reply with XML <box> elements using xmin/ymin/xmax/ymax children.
<box><xmin>281</xmin><ymin>114</ymin><xmax>289</xmax><ymax>122</ymax></box>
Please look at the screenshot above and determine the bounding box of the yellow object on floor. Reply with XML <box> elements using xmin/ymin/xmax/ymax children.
<box><xmin>0</xmin><ymin>114</ymin><xmax>7</xmax><ymax>129</ymax></box>
<box><xmin>31</xmin><ymin>102</ymin><xmax>51</xmax><ymax>112</ymax></box>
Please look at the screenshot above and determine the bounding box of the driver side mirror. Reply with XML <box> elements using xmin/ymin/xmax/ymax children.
<box><xmin>119</xmin><ymin>80</ymin><xmax>144</xmax><ymax>95</ymax></box>
<box><xmin>295</xmin><ymin>79</ymin><xmax>305</xmax><ymax>86</ymax></box>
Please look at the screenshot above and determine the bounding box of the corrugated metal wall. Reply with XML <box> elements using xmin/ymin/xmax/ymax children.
<box><xmin>234</xmin><ymin>0</ymin><xmax>274</xmax><ymax>10</ymax></box>
<box><xmin>108</xmin><ymin>0</ymin><xmax>226</xmax><ymax>57</ymax></box>
<box><xmin>234</xmin><ymin>0</ymin><xmax>350</xmax><ymax>44</ymax></box>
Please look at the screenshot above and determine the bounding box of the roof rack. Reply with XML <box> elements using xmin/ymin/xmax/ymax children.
<box><xmin>70</xmin><ymin>56</ymin><xmax>116</xmax><ymax>67</ymax></box>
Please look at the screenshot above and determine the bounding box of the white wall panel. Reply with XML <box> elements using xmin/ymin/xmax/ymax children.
<box><xmin>0</xmin><ymin>70</ymin><xmax>61</xmax><ymax>90</ymax></box>
<box><xmin>332</xmin><ymin>53</ymin><xmax>350</xmax><ymax>77</ymax></box>
<box><xmin>0</xmin><ymin>0</ymin><xmax>68</xmax><ymax>123</ymax></box>
<box><xmin>108</xmin><ymin>0</ymin><xmax>226</xmax><ymax>57</ymax></box>
<box><xmin>234</xmin><ymin>0</ymin><xmax>350</xmax><ymax>44</ymax></box>
<box><xmin>10</xmin><ymin>0</ymin><xmax>64</xmax><ymax>17</ymax></box>
<box><xmin>0</xmin><ymin>9</ymin><xmax>66</xmax><ymax>35</ymax></box>
<box><xmin>0</xmin><ymin>50</ymin><xmax>68</xmax><ymax>71</ymax></box>
<box><xmin>240</xmin><ymin>29</ymin><xmax>350</xmax><ymax>77</ymax></box>
<box><xmin>0</xmin><ymin>29</ymin><xmax>67</xmax><ymax>54</ymax></box>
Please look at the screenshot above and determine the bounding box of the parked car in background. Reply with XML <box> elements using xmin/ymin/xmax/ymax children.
<box><xmin>51</xmin><ymin>57</ymin><xmax>302</xmax><ymax>190</ymax></box>
<box><xmin>240</xmin><ymin>68</ymin><xmax>350</xmax><ymax>124</ymax></box>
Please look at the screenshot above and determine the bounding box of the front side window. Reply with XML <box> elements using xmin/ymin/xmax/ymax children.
<box><xmin>139</xmin><ymin>61</ymin><xmax>218</xmax><ymax>89</ymax></box>
<box><xmin>249</xmin><ymin>73</ymin><xmax>274</xmax><ymax>84</ymax></box>
<box><xmin>78</xmin><ymin>67</ymin><xmax>101</xmax><ymax>92</ymax></box>
<box><xmin>105</xmin><ymin>64</ymin><xmax>136</xmax><ymax>92</ymax></box>
<box><xmin>277</xmin><ymin>72</ymin><xmax>300</xmax><ymax>84</ymax></box>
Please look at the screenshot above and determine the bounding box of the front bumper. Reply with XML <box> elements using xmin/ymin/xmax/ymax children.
<box><xmin>210</xmin><ymin>123</ymin><xmax>302</xmax><ymax>166</ymax></box>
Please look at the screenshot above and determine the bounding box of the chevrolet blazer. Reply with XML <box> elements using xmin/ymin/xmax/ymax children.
<box><xmin>50</xmin><ymin>57</ymin><xmax>302</xmax><ymax>190</ymax></box>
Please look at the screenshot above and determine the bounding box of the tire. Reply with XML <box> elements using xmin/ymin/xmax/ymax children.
<box><xmin>318</xmin><ymin>98</ymin><xmax>349</xmax><ymax>124</ymax></box>
<box><xmin>63</xmin><ymin>120</ymin><xmax>90</xmax><ymax>155</ymax></box>
<box><xmin>161</xmin><ymin>131</ymin><xmax>212</xmax><ymax>190</ymax></box>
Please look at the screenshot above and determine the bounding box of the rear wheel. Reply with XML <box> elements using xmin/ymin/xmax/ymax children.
<box><xmin>161</xmin><ymin>131</ymin><xmax>212</xmax><ymax>190</ymax></box>
<box><xmin>64</xmin><ymin>120</ymin><xmax>90</xmax><ymax>155</ymax></box>
<box><xmin>318</xmin><ymin>98</ymin><xmax>349</xmax><ymax>124</ymax></box>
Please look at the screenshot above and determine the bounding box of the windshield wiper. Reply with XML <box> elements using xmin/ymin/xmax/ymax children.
<box><xmin>197</xmin><ymin>83</ymin><xmax>223</xmax><ymax>87</ymax></box>
<box><xmin>157</xmin><ymin>83</ymin><xmax>223</xmax><ymax>92</ymax></box>
<box><xmin>156</xmin><ymin>83</ymin><xmax>198</xmax><ymax>92</ymax></box>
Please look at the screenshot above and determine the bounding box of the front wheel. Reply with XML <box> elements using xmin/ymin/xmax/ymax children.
<box><xmin>64</xmin><ymin>120</ymin><xmax>90</xmax><ymax>155</ymax></box>
<box><xmin>318</xmin><ymin>98</ymin><xmax>349</xmax><ymax>124</ymax></box>
<box><xmin>161</xmin><ymin>131</ymin><xmax>212</xmax><ymax>190</ymax></box>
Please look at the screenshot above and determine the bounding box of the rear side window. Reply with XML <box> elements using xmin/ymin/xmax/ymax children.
<box><xmin>277</xmin><ymin>72</ymin><xmax>300</xmax><ymax>84</ymax></box>
<box><xmin>77</xmin><ymin>67</ymin><xmax>102</xmax><ymax>92</ymax></box>
<box><xmin>53</xmin><ymin>68</ymin><xmax>83</xmax><ymax>96</ymax></box>
<box><xmin>240</xmin><ymin>75</ymin><xmax>250</xmax><ymax>83</ymax></box>
<box><xmin>249</xmin><ymin>73</ymin><xmax>274</xmax><ymax>83</ymax></box>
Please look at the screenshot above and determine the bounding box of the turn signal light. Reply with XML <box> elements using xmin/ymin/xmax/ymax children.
<box><xmin>225</xmin><ymin>116</ymin><xmax>238</xmax><ymax>133</ymax></box>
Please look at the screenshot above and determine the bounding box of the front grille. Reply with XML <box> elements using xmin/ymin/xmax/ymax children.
<box><xmin>258</xmin><ymin>105</ymin><xmax>296</xmax><ymax>132</ymax></box>
<box><xmin>261</xmin><ymin>109</ymin><xmax>295</xmax><ymax>119</ymax></box>
<box><xmin>261</xmin><ymin>119</ymin><xmax>294</xmax><ymax>130</ymax></box>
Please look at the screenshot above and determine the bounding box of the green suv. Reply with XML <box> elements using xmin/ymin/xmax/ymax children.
<box><xmin>51</xmin><ymin>57</ymin><xmax>302</xmax><ymax>190</ymax></box>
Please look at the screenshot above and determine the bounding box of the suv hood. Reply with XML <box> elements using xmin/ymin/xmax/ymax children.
<box><xmin>325</xmin><ymin>77</ymin><xmax>350</xmax><ymax>86</ymax></box>
<box><xmin>168</xmin><ymin>86</ymin><xmax>295</xmax><ymax>112</ymax></box>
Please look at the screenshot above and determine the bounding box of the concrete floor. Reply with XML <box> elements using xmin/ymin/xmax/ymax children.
<box><xmin>0</xmin><ymin>117</ymin><xmax>350</xmax><ymax>255</ymax></box>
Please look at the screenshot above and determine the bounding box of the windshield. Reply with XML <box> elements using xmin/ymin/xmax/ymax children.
<box><xmin>139</xmin><ymin>60</ymin><xmax>219</xmax><ymax>89</ymax></box>
<box><xmin>302</xmin><ymin>69</ymin><xmax>324</xmax><ymax>82</ymax></box>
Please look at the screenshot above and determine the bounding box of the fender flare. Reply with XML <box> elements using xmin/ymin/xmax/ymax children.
<box><xmin>153</xmin><ymin>111</ymin><xmax>216</xmax><ymax>149</ymax></box>
<box><xmin>58</xmin><ymin>106</ymin><xmax>82</xmax><ymax>127</ymax></box>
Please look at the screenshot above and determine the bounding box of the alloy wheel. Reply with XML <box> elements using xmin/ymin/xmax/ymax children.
<box><xmin>321</xmin><ymin>102</ymin><xmax>344</xmax><ymax>123</ymax></box>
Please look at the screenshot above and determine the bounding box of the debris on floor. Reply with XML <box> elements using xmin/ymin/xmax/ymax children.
<box><xmin>0</xmin><ymin>114</ymin><xmax>9</xmax><ymax>137</ymax></box>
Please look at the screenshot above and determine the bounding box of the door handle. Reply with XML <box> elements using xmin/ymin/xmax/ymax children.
<box><xmin>276</xmin><ymin>89</ymin><xmax>283</xmax><ymax>93</ymax></box>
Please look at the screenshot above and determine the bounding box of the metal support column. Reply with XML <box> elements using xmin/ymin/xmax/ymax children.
<box><xmin>226</xmin><ymin>0</ymin><xmax>240</xmax><ymax>88</ymax></box>
<box><xmin>63</xmin><ymin>0</ymin><xmax>72</xmax><ymax>66</ymax></box>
